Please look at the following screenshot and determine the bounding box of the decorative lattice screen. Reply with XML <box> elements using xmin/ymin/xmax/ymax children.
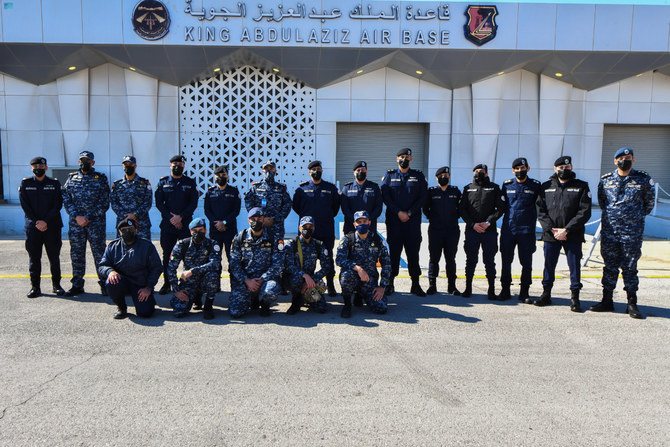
<box><xmin>179</xmin><ymin>65</ymin><xmax>316</xmax><ymax>196</ymax></box>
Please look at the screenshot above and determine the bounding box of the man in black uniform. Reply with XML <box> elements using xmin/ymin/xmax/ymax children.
<box><xmin>98</xmin><ymin>218</ymin><xmax>162</xmax><ymax>319</ymax></box>
<box><xmin>535</xmin><ymin>155</ymin><xmax>592</xmax><ymax>312</ymax></box>
<box><xmin>422</xmin><ymin>166</ymin><xmax>461</xmax><ymax>296</ymax></box>
<box><xmin>155</xmin><ymin>155</ymin><xmax>199</xmax><ymax>294</ymax></box>
<box><xmin>19</xmin><ymin>157</ymin><xmax>65</xmax><ymax>298</ymax></box>
<box><xmin>292</xmin><ymin>160</ymin><xmax>341</xmax><ymax>295</ymax></box>
<box><xmin>380</xmin><ymin>148</ymin><xmax>428</xmax><ymax>297</ymax></box>
<box><xmin>340</xmin><ymin>161</ymin><xmax>383</xmax><ymax>235</ymax></box>
<box><xmin>459</xmin><ymin>163</ymin><xmax>506</xmax><ymax>299</ymax></box>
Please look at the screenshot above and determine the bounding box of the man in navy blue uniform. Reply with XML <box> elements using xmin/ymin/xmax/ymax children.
<box><xmin>535</xmin><ymin>155</ymin><xmax>592</xmax><ymax>312</ymax></box>
<box><xmin>155</xmin><ymin>155</ymin><xmax>199</xmax><ymax>295</ymax></box>
<box><xmin>381</xmin><ymin>148</ymin><xmax>428</xmax><ymax>297</ymax></box>
<box><xmin>292</xmin><ymin>160</ymin><xmax>341</xmax><ymax>296</ymax></box>
<box><xmin>244</xmin><ymin>160</ymin><xmax>292</xmax><ymax>242</ymax></box>
<box><xmin>341</xmin><ymin>161</ymin><xmax>383</xmax><ymax>235</ymax></box>
<box><xmin>110</xmin><ymin>155</ymin><xmax>153</xmax><ymax>241</ymax></box>
<box><xmin>98</xmin><ymin>218</ymin><xmax>162</xmax><ymax>319</ymax></box>
<box><xmin>497</xmin><ymin>158</ymin><xmax>541</xmax><ymax>303</ymax></box>
<box><xmin>422</xmin><ymin>166</ymin><xmax>461</xmax><ymax>296</ymax></box>
<box><xmin>19</xmin><ymin>157</ymin><xmax>65</xmax><ymax>298</ymax></box>
<box><xmin>591</xmin><ymin>147</ymin><xmax>655</xmax><ymax>319</ymax></box>
<box><xmin>459</xmin><ymin>163</ymin><xmax>506</xmax><ymax>299</ymax></box>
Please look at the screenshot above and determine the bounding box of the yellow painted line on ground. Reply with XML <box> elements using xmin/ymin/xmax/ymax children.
<box><xmin>2</xmin><ymin>274</ymin><xmax>670</xmax><ymax>279</ymax></box>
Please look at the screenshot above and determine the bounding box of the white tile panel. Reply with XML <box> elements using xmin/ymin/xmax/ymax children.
<box><xmin>452</xmin><ymin>86</ymin><xmax>472</xmax><ymax>101</ymax></box>
<box><xmin>89</xmin><ymin>96</ymin><xmax>110</xmax><ymax>131</ymax></box>
<box><xmin>385</xmin><ymin>100</ymin><xmax>419</xmax><ymax>122</ymax></box>
<box><xmin>583</xmin><ymin>136</ymin><xmax>604</xmax><ymax>163</ymax></box>
<box><xmin>316</xmin><ymin>80</ymin><xmax>351</xmax><ymax>100</ymax></box>
<box><xmin>562</xmin><ymin>135</ymin><xmax>584</xmax><ymax>163</ymax></box>
<box><xmin>499</xmin><ymin>101</ymin><xmax>520</xmax><ymax>134</ymax></box>
<box><xmin>555</xmin><ymin>4</ymin><xmax>595</xmax><ymax>51</ymax></box>
<box><xmin>451</xmin><ymin>99</ymin><xmax>472</xmax><ymax>134</ymax></box>
<box><xmin>520</xmin><ymin>71</ymin><xmax>539</xmax><ymax>101</ymax></box>
<box><xmin>419</xmin><ymin>80</ymin><xmax>451</xmax><ymax>102</ymax></box>
<box><xmin>37</xmin><ymin>82</ymin><xmax>58</xmax><ymax>96</ymax></box>
<box><xmin>429</xmin><ymin>122</ymin><xmax>450</xmax><ymax>135</ymax></box>
<box><xmin>593</xmin><ymin>5</ymin><xmax>633</xmax><ymax>51</ymax></box>
<box><xmin>519</xmin><ymin>101</ymin><xmax>539</xmax><ymax>135</ymax></box>
<box><xmin>351</xmin><ymin>70</ymin><xmax>387</xmax><ymax>100</ymax></box>
<box><xmin>157</xmin><ymin>96</ymin><xmax>178</xmax><ymax>132</ymax></box>
<box><xmin>158</xmin><ymin>83</ymin><xmax>178</xmax><ymax>98</ymax></box>
<box><xmin>315</xmin><ymin>134</ymin><xmax>336</xmax><ymax>167</ymax></box>
<box><xmin>518</xmin><ymin>135</ymin><xmax>540</xmax><ymax>169</ymax></box>
<box><xmin>5</xmin><ymin>96</ymin><xmax>41</xmax><ymax>131</ymax></box>
<box><xmin>124</xmin><ymin>71</ymin><xmax>158</xmax><ymax>97</ymax></box>
<box><xmin>516</xmin><ymin>3</ymin><xmax>557</xmax><ymax>50</ymax></box>
<box><xmin>538</xmin><ymin>134</ymin><xmax>564</xmax><ymax>168</ymax></box>
<box><xmin>585</xmin><ymin>123</ymin><xmax>603</xmax><ymax>137</ymax></box>
<box><xmin>631</xmin><ymin>6</ymin><xmax>670</xmax><ymax>52</ymax></box>
<box><xmin>62</xmin><ymin>131</ymin><xmax>90</xmax><ymax>164</ymax></box>
<box><xmin>449</xmin><ymin>133</ymin><xmax>474</xmax><ymax>170</ymax></box>
<box><xmin>316</xmin><ymin>99</ymin><xmax>351</xmax><ymax>121</ymax></box>
<box><xmin>1</xmin><ymin>0</ymin><xmax>43</xmax><ymax>42</ymax></box>
<box><xmin>650</xmin><ymin>103</ymin><xmax>670</xmax><ymax>124</ymax></box>
<box><xmin>472</xmin><ymin>99</ymin><xmax>501</xmax><ymax>134</ymax></box>
<box><xmin>418</xmin><ymin>100</ymin><xmax>450</xmax><ymax>124</ymax></box>
<box><xmin>109</xmin><ymin>132</ymin><xmax>133</xmax><ymax>160</ymax></box>
<box><xmin>127</xmin><ymin>96</ymin><xmax>157</xmax><ymax>132</ymax></box>
<box><xmin>3</xmin><ymin>76</ymin><xmax>38</xmax><ymax>96</ymax></box>
<box><xmin>58</xmin><ymin>95</ymin><xmax>89</xmax><ymax>131</ymax></box>
<box><xmin>56</xmin><ymin>69</ymin><xmax>89</xmax><ymax>95</ymax></box>
<box><xmin>152</xmin><ymin>132</ymin><xmax>179</xmax><ymax>166</ymax></box>
<box><xmin>129</xmin><ymin>132</ymin><xmax>157</xmax><ymax>165</ymax></box>
<box><xmin>42</xmin><ymin>0</ymin><xmax>82</xmax><ymax>43</ymax></box>
<box><xmin>586</xmin><ymin>82</ymin><xmax>620</xmax><ymax>103</ymax></box>
<box><xmin>89</xmin><ymin>65</ymin><xmax>110</xmax><ymax>96</ymax></box>
<box><xmin>652</xmin><ymin>72</ymin><xmax>670</xmax><ymax>103</ymax></box>
<box><xmin>0</xmin><ymin>96</ymin><xmax>5</xmax><ymax>130</ymax></box>
<box><xmin>82</xmin><ymin>0</ymin><xmax>123</xmax><ymax>43</ymax></box>
<box><xmin>540</xmin><ymin>75</ymin><xmax>572</xmax><ymax>101</ymax></box>
<box><xmin>86</xmin><ymin>131</ymin><xmax>111</xmax><ymax>166</ymax></box>
<box><xmin>472</xmin><ymin>75</ymin><xmax>504</xmax><ymax>100</ymax></box>
<box><xmin>108</xmin><ymin>65</ymin><xmax>128</xmax><ymax>96</ymax></box>
<box><xmin>619</xmin><ymin>74</ymin><xmax>653</xmax><ymax>103</ymax></box>
<box><xmin>385</xmin><ymin>70</ymin><xmax>420</xmax><ymax>100</ymax></box>
<box><xmin>6</xmin><ymin>131</ymin><xmax>42</xmax><ymax>164</ymax></box>
<box><xmin>39</xmin><ymin>96</ymin><xmax>62</xmax><ymax>131</ymax></box>
<box><xmin>351</xmin><ymin>100</ymin><xmax>385</xmax><ymax>122</ymax></box>
<box><xmin>617</xmin><ymin>102</ymin><xmax>651</xmax><ymax>124</ymax></box>
<box><xmin>495</xmin><ymin>135</ymin><xmax>520</xmax><ymax>172</ymax></box>
<box><xmin>585</xmin><ymin>101</ymin><xmax>618</xmax><ymax>124</ymax></box>
<box><xmin>109</xmin><ymin>96</ymin><xmax>130</xmax><ymax>131</ymax></box>
<box><xmin>41</xmin><ymin>131</ymin><xmax>66</xmax><ymax>167</ymax></box>
<box><xmin>316</xmin><ymin>121</ymin><xmax>336</xmax><ymax>135</ymax></box>
<box><xmin>471</xmin><ymin>134</ymin><xmax>499</xmax><ymax>168</ymax></box>
<box><xmin>427</xmin><ymin>134</ymin><xmax>450</xmax><ymax>169</ymax></box>
<box><xmin>565</xmin><ymin>101</ymin><xmax>585</xmax><ymax>136</ymax></box>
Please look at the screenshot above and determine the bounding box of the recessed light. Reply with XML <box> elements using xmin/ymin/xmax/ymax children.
<box><xmin>636</xmin><ymin>73</ymin><xmax>644</xmax><ymax>77</ymax></box>
<box><xmin>68</xmin><ymin>66</ymin><xmax>76</xmax><ymax>71</ymax></box>
<box><xmin>214</xmin><ymin>67</ymin><xmax>221</xmax><ymax>72</ymax></box>
<box><xmin>415</xmin><ymin>70</ymin><xmax>423</xmax><ymax>75</ymax></box>
<box><xmin>498</xmin><ymin>71</ymin><xmax>505</xmax><ymax>75</ymax></box>
<box><xmin>356</xmin><ymin>69</ymin><xmax>363</xmax><ymax>74</ymax></box>
<box><xmin>555</xmin><ymin>72</ymin><xmax>563</xmax><ymax>77</ymax></box>
<box><xmin>272</xmin><ymin>68</ymin><xmax>280</xmax><ymax>72</ymax></box>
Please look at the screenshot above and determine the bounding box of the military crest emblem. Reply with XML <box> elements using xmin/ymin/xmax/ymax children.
<box><xmin>464</xmin><ymin>5</ymin><xmax>498</xmax><ymax>46</ymax></box>
<box><xmin>132</xmin><ymin>0</ymin><xmax>170</xmax><ymax>41</ymax></box>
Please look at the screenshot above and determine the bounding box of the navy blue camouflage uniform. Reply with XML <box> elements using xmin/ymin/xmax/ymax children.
<box><xmin>422</xmin><ymin>185</ymin><xmax>461</xmax><ymax>283</ymax></box>
<box><xmin>340</xmin><ymin>180</ymin><xmax>383</xmax><ymax>234</ymax></box>
<box><xmin>598</xmin><ymin>169</ymin><xmax>655</xmax><ymax>293</ymax></box>
<box><xmin>204</xmin><ymin>184</ymin><xmax>241</xmax><ymax>261</ymax></box>
<box><xmin>19</xmin><ymin>175</ymin><xmax>63</xmax><ymax>288</ymax></box>
<box><xmin>111</xmin><ymin>175</ymin><xmax>153</xmax><ymax>240</ymax></box>
<box><xmin>167</xmin><ymin>236</ymin><xmax>220</xmax><ymax>316</ymax></box>
<box><xmin>62</xmin><ymin>169</ymin><xmax>110</xmax><ymax>288</ymax></box>
<box><xmin>244</xmin><ymin>179</ymin><xmax>292</xmax><ymax>241</ymax></box>
<box><xmin>500</xmin><ymin>177</ymin><xmax>541</xmax><ymax>288</ymax></box>
<box><xmin>336</xmin><ymin>232</ymin><xmax>392</xmax><ymax>314</ymax></box>
<box><xmin>284</xmin><ymin>236</ymin><xmax>333</xmax><ymax>312</ymax></box>
<box><xmin>228</xmin><ymin>228</ymin><xmax>284</xmax><ymax>317</ymax></box>
<box><xmin>155</xmin><ymin>175</ymin><xmax>199</xmax><ymax>283</ymax></box>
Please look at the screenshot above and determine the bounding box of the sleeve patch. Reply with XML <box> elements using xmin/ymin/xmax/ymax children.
<box><xmin>587</xmin><ymin>191</ymin><xmax>592</xmax><ymax>199</ymax></box>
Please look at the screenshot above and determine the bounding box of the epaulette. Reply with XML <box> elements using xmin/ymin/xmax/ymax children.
<box><xmin>160</xmin><ymin>175</ymin><xmax>169</xmax><ymax>181</ymax></box>
<box><xmin>601</xmin><ymin>172</ymin><xmax>613</xmax><ymax>179</ymax></box>
<box><xmin>634</xmin><ymin>169</ymin><xmax>649</xmax><ymax>176</ymax></box>
<box><xmin>208</xmin><ymin>185</ymin><xmax>217</xmax><ymax>190</ymax></box>
<box><xmin>68</xmin><ymin>171</ymin><xmax>79</xmax><ymax>177</ymax></box>
<box><xmin>344</xmin><ymin>182</ymin><xmax>353</xmax><ymax>187</ymax></box>
<box><xmin>299</xmin><ymin>181</ymin><xmax>310</xmax><ymax>187</ymax></box>
<box><xmin>429</xmin><ymin>185</ymin><xmax>439</xmax><ymax>190</ymax></box>
<box><xmin>252</xmin><ymin>181</ymin><xmax>261</xmax><ymax>186</ymax></box>
<box><xmin>531</xmin><ymin>178</ymin><xmax>541</xmax><ymax>184</ymax></box>
<box><xmin>387</xmin><ymin>169</ymin><xmax>397</xmax><ymax>174</ymax></box>
<box><xmin>503</xmin><ymin>179</ymin><xmax>513</xmax><ymax>185</ymax></box>
<box><xmin>113</xmin><ymin>178</ymin><xmax>123</xmax><ymax>184</ymax></box>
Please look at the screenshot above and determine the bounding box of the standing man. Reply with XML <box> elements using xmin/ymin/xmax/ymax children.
<box><xmin>292</xmin><ymin>160</ymin><xmax>341</xmax><ymax>296</ymax></box>
<box><xmin>98</xmin><ymin>218</ymin><xmax>162</xmax><ymax>320</ymax></box>
<box><xmin>422</xmin><ymin>166</ymin><xmax>461</xmax><ymax>296</ymax></box>
<box><xmin>244</xmin><ymin>160</ymin><xmax>292</xmax><ymax>242</ymax></box>
<box><xmin>110</xmin><ymin>155</ymin><xmax>153</xmax><ymax>241</ymax></box>
<box><xmin>204</xmin><ymin>165</ymin><xmax>241</xmax><ymax>262</ymax></box>
<box><xmin>336</xmin><ymin>211</ymin><xmax>392</xmax><ymax>318</ymax></box>
<box><xmin>498</xmin><ymin>158</ymin><xmax>541</xmax><ymax>303</ymax></box>
<box><xmin>381</xmin><ymin>148</ymin><xmax>428</xmax><ymax>297</ymax></box>
<box><xmin>535</xmin><ymin>156</ymin><xmax>592</xmax><ymax>312</ymax></box>
<box><xmin>341</xmin><ymin>161</ymin><xmax>383</xmax><ymax>235</ymax></box>
<box><xmin>228</xmin><ymin>208</ymin><xmax>284</xmax><ymax>318</ymax></box>
<box><xmin>62</xmin><ymin>150</ymin><xmax>110</xmax><ymax>296</ymax></box>
<box><xmin>459</xmin><ymin>164</ymin><xmax>506</xmax><ymax>300</ymax></box>
<box><xmin>591</xmin><ymin>147</ymin><xmax>655</xmax><ymax>319</ymax></box>
<box><xmin>155</xmin><ymin>155</ymin><xmax>199</xmax><ymax>295</ymax></box>
<box><xmin>19</xmin><ymin>157</ymin><xmax>65</xmax><ymax>298</ymax></box>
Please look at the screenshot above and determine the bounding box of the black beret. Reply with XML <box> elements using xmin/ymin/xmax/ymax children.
<box><xmin>117</xmin><ymin>218</ymin><xmax>136</xmax><ymax>230</ymax></box>
<box><xmin>170</xmin><ymin>155</ymin><xmax>186</xmax><ymax>163</ymax></box>
<box><xmin>30</xmin><ymin>157</ymin><xmax>46</xmax><ymax>165</ymax></box>
<box><xmin>214</xmin><ymin>165</ymin><xmax>228</xmax><ymax>175</ymax></box>
<box><xmin>307</xmin><ymin>160</ymin><xmax>322</xmax><ymax>170</ymax></box>
<box><xmin>473</xmin><ymin>163</ymin><xmax>488</xmax><ymax>173</ymax></box>
<box><xmin>512</xmin><ymin>157</ymin><xmax>528</xmax><ymax>169</ymax></box>
<box><xmin>353</xmin><ymin>161</ymin><xmax>367</xmax><ymax>170</ymax></box>
<box><xmin>435</xmin><ymin>166</ymin><xmax>450</xmax><ymax>176</ymax></box>
<box><xmin>397</xmin><ymin>148</ymin><xmax>412</xmax><ymax>156</ymax></box>
<box><xmin>554</xmin><ymin>155</ymin><xmax>572</xmax><ymax>167</ymax></box>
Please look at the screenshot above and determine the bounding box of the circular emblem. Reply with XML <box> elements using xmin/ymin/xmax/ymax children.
<box><xmin>564</xmin><ymin>158</ymin><xmax>569</xmax><ymax>164</ymax></box>
<box><xmin>132</xmin><ymin>0</ymin><xmax>170</xmax><ymax>41</ymax></box>
<box><xmin>624</xmin><ymin>149</ymin><xmax>630</xmax><ymax>155</ymax></box>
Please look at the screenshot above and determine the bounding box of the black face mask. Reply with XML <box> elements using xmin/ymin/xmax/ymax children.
<box><xmin>120</xmin><ymin>229</ymin><xmax>137</xmax><ymax>244</ymax></box>
<box><xmin>301</xmin><ymin>228</ymin><xmax>314</xmax><ymax>239</ymax></box>
<box><xmin>250</xmin><ymin>220</ymin><xmax>264</xmax><ymax>232</ymax></box>
<box><xmin>398</xmin><ymin>159</ymin><xmax>410</xmax><ymax>169</ymax></box>
<box><xmin>515</xmin><ymin>171</ymin><xmax>527</xmax><ymax>181</ymax></box>
<box><xmin>474</xmin><ymin>172</ymin><xmax>486</xmax><ymax>184</ymax></box>
<box><xmin>191</xmin><ymin>231</ymin><xmax>205</xmax><ymax>244</ymax></box>
<box><xmin>80</xmin><ymin>161</ymin><xmax>92</xmax><ymax>172</ymax></box>
<box><xmin>438</xmin><ymin>177</ymin><xmax>449</xmax><ymax>187</ymax></box>
<box><xmin>617</xmin><ymin>159</ymin><xmax>632</xmax><ymax>172</ymax></box>
<box><xmin>124</xmin><ymin>166</ymin><xmax>135</xmax><ymax>176</ymax></box>
<box><xmin>171</xmin><ymin>165</ymin><xmax>184</xmax><ymax>176</ymax></box>
<box><xmin>32</xmin><ymin>168</ymin><xmax>46</xmax><ymax>178</ymax></box>
<box><xmin>216</xmin><ymin>176</ymin><xmax>228</xmax><ymax>186</ymax></box>
<box><xmin>557</xmin><ymin>169</ymin><xmax>572</xmax><ymax>180</ymax></box>
<box><xmin>311</xmin><ymin>171</ymin><xmax>322</xmax><ymax>181</ymax></box>
<box><xmin>355</xmin><ymin>171</ymin><xmax>367</xmax><ymax>182</ymax></box>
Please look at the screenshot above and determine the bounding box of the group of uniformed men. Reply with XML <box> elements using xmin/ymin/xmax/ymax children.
<box><xmin>19</xmin><ymin>146</ymin><xmax>655</xmax><ymax>320</ymax></box>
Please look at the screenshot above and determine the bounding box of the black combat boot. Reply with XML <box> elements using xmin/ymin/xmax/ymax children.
<box><xmin>327</xmin><ymin>277</ymin><xmax>338</xmax><ymax>297</ymax></box>
<box><xmin>99</xmin><ymin>281</ymin><xmax>108</xmax><ymax>297</ymax></box>
<box><xmin>487</xmin><ymin>278</ymin><xmax>496</xmax><ymax>300</ymax></box>
<box><xmin>570</xmin><ymin>289</ymin><xmax>582</xmax><ymax>313</ymax></box>
<box><xmin>113</xmin><ymin>306</ymin><xmax>128</xmax><ymax>319</ymax></box>
<box><xmin>52</xmin><ymin>281</ymin><xmax>65</xmax><ymax>296</ymax></box>
<box><xmin>341</xmin><ymin>295</ymin><xmax>352</xmax><ymax>318</ymax></box>
<box><xmin>203</xmin><ymin>297</ymin><xmax>215</xmax><ymax>320</ymax></box>
<box><xmin>64</xmin><ymin>286</ymin><xmax>84</xmax><ymax>297</ymax></box>
<box><xmin>534</xmin><ymin>286</ymin><xmax>552</xmax><ymax>306</ymax></box>
<box><xmin>462</xmin><ymin>277</ymin><xmax>473</xmax><ymax>298</ymax></box>
<box><xmin>27</xmin><ymin>284</ymin><xmax>41</xmax><ymax>298</ymax></box>
<box><xmin>518</xmin><ymin>284</ymin><xmax>532</xmax><ymax>304</ymax></box>
<box><xmin>353</xmin><ymin>293</ymin><xmax>364</xmax><ymax>307</ymax></box>
<box><xmin>192</xmin><ymin>292</ymin><xmax>203</xmax><ymax>310</ymax></box>
<box><xmin>259</xmin><ymin>302</ymin><xmax>271</xmax><ymax>317</ymax></box>
<box><xmin>590</xmin><ymin>289</ymin><xmax>614</xmax><ymax>312</ymax></box>
<box><xmin>410</xmin><ymin>277</ymin><xmax>426</xmax><ymax>297</ymax></box>
<box><xmin>287</xmin><ymin>293</ymin><xmax>302</xmax><ymax>315</ymax></box>
<box><xmin>385</xmin><ymin>277</ymin><xmax>395</xmax><ymax>296</ymax></box>
<box><xmin>447</xmin><ymin>278</ymin><xmax>461</xmax><ymax>296</ymax></box>
<box><xmin>158</xmin><ymin>281</ymin><xmax>170</xmax><ymax>295</ymax></box>
<box><xmin>626</xmin><ymin>291</ymin><xmax>643</xmax><ymax>319</ymax></box>
<box><xmin>496</xmin><ymin>284</ymin><xmax>512</xmax><ymax>301</ymax></box>
<box><xmin>426</xmin><ymin>278</ymin><xmax>437</xmax><ymax>295</ymax></box>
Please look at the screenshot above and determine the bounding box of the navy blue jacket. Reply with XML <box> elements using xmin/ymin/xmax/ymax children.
<box><xmin>340</xmin><ymin>180</ymin><xmax>383</xmax><ymax>232</ymax></box>
<box><xmin>19</xmin><ymin>176</ymin><xmax>63</xmax><ymax>230</ymax></box>
<box><xmin>536</xmin><ymin>173</ymin><xmax>592</xmax><ymax>243</ymax></box>
<box><xmin>460</xmin><ymin>179</ymin><xmax>506</xmax><ymax>232</ymax></box>
<box><xmin>501</xmin><ymin>177</ymin><xmax>541</xmax><ymax>235</ymax></box>
<box><xmin>98</xmin><ymin>237</ymin><xmax>163</xmax><ymax>289</ymax></box>
<box><xmin>422</xmin><ymin>185</ymin><xmax>461</xmax><ymax>230</ymax></box>
<box><xmin>381</xmin><ymin>168</ymin><xmax>428</xmax><ymax>224</ymax></box>
<box><xmin>204</xmin><ymin>184</ymin><xmax>241</xmax><ymax>235</ymax></box>
<box><xmin>292</xmin><ymin>179</ymin><xmax>341</xmax><ymax>241</ymax></box>
<box><xmin>155</xmin><ymin>175</ymin><xmax>199</xmax><ymax>232</ymax></box>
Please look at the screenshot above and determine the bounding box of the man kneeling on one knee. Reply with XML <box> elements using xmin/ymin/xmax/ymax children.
<box><xmin>336</xmin><ymin>210</ymin><xmax>392</xmax><ymax>318</ymax></box>
<box><xmin>98</xmin><ymin>218</ymin><xmax>162</xmax><ymax>319</ymax></box>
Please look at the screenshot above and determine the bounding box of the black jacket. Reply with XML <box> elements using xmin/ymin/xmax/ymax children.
<box><xmin>536</xmin><ymin>173</ymin><xmax>592</xmax><ymax>243</ymax></box>
<box><xmin>98</xmin><ymin>238</ymin><xmax>163</xmax><ymax>289</ymax></box>
<box><xmin>19</xmin><ymin>176</ymin><xmax>63</xmax><ymax>230</ymax></box>
<box><xmin>459</xmin><ymin>179</ymin><xmax>506</xmax><ymax>232</ymax></box>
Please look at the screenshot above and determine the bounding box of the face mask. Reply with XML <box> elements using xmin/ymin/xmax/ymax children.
<box><xmin>310</xmin><ymin>171</ymin><xmax>322</xmax><ymax>181</ymax></box>
<box><xmin>398</xmin><ymin>159</ymin><xmax>410</xmax><ymax>169</ymax></box>
<box><xmin>301</xmin><ymin>228</ymin><xmax>314</xmax><ymax>239</ymax></box>
<box><xmin>124</xmin><ymin>166</ymin><xmax>135</xmax><ymax>176</ymax></box>
<box><xmin>216</xmin><ymin>176</ymin><xmax>228</xmax><ymax>186</ymax></box>
<box><xmin>171</xmin><ymin>165</ymin><xmax>184</xmax><ymax>176</ymax></box>
<box><xmin>79</xmin><ymin>161</ymin><xmax>91</xmax><ymax>172</ymax></box>
<box><xmin>474</xmin><ymin>172</ymin><xmax>486</xmax><ymax>183</ymax></box>
<box><xmin>32</xmin><ymin>168</ymin><xmax>45</xmax><ymax>178</ymax></box>
<box><xmin>264</xmin><ymin>171</ymin><xmax>275</xmax><ymax>182</ymax></box>
<box><xmin>120</xmin><ymin>229</ymin><xmax>136</xmax><ymax>244</ymax></box>
<box><xmin>250</xmin><ymin>220</ymin><xmax>264</xmax><ymax>232</ymax></box>
<box><xmin>557</xmin><ymin>169</ymin><xmax>572</xmax><ymax>180</ymax></box>
<box><xmin>438</xmin><ymin>177</ymin><xmax>449</xmax><ymax>187</ymax></box>
<box><xmin>617</xmin><ymin>159</ymin><xmax>632</xmax><ymax>171</ymax></box>
<box><xmin>355</xmin><ymin>171</ymin><xmax>367</xmax><ymax>182</ymax></box>
<box><xmin>514</xmin><ymin>171</ymin><xmax>527</xmax><ymax>181</ymax></box>
<box><xmin>191</xmin><ymin>231</ymin><xmax>205</xmax><ymax>244</ymax></box>
<box><xmin>355</xmin><ymin>224</ymin><xmax>370</xmax><ymax>235</ymax></box>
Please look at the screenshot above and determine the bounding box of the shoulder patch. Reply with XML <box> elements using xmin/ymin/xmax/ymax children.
<box><xmin>252</xmin><ymin>181</ymin><xmax>261</xmax><ymax>186</ymax></box>
<box><xmin>532</xmin><ymin>179</ymin><xmax>541</xmax><ymax>184</ymax></box>
<box><xmin>208</xmin><ymin>185</ymin><xmax>217</xmax><ymax>190</ymax></box>
<box><xmin>213</xmin><ymin>244</ymin><xmax>220</xmax><ymax>252</ymax></box>
<box><xmin>387</xmin><ymin>169</ymin><xmax>397</xmax><ymax>174</ymax></box>
<box><xmin>278</xmin><ymin>239</ymin><xmax>285</xmax><ymax>251</ymax></box>
<box><xmin>344</xmin><ymin>182</ymin><xmax>353</xmax><ymax>187</ymax></box>
<box><xmin>160</xmin><ymin>176</ymin><xmax>169</xmax><ymax>181</ymax></box>
<box><xmin>299</xmin><ymin>181</ymin><xmax>310</xmax><ymax>187</ymax></box>
<box><xmin>601</xmin><ymin>172</ymin><xmax>613</xmax><ymax>179</ymax></box>
<box><xmin>68</xmin><ymin>171</ymin><xmax>78</xmax><ymax>177</ymax></box>
<box><xmin>22</xmin><ymin>177</ymin><xmax>31</xmax><ymax>182</ymax></box>
<box><xmin>503</xmin><ymin>179</ymin><xmax>513</xmax><ymax>185</ymax></box>
<box><xmin>113</xmin><ymin>178</ymin><xmax>123</xmax><ymax>184</ymax></box>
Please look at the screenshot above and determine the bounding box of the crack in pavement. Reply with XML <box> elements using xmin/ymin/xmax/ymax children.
<box><xmin>0</xmin><ymin>348</ymin><xmax>112</xmax><ymax>421</ymax></box>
